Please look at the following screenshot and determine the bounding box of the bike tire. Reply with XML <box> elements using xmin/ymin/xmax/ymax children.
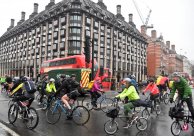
<box><xmin>155</xmin><ymin>101</ymin><xmax>161</xmax><ymax>115</ymax></box>
<box><xmin>164</xmin><ymin>93</ymin><xmax>169</xmax><ymax>104</ymax></box>
<box><xmin>8</xmin><ymin>99</ymin><xmax>14</xmax><ymax>107</ymax></box>
<box><xmin>72</xmin><ymin>106</ymin><xmax>90</xmax><ymax>125</ymax></box>
<box><xmin>136</xmin><ymin>117</ymin><xmax>148</xmax><ymax>131</ymax></box>
<box><xmin>100</xmin><ymin>98</ymin><xmax>114</xmax><ymax>113</ymax></box>
<box><xmin>8</xmin><ymin>104</ymin><xmax>18</xmax><ymax>124</ymax></box>
<box><xmin>25</xmin><ymin>107</ymin><xmax>39</xmax><ymax>130</ymax></box>
<box><xmin>82</xmin><ymin>97</ymin><xmax>93</xmax><ymax>111</ymax></box>
<box><xmin>104</xmin><ymin>119</ymin><xmax>118</xmax><ymax>135</ymax></box>
<box><xmin>141</xmin><ymin>108</ymin><xmax>150</xmax><ymax>119</ymax></box>
<box><xmin>41</xmin><ymin>97</ymin><xmax>48</xmax><ymax>111</ymax></box>
<box><xmin>171</xmin><ymin>121</ymin><xmax>181</xmax><ymax>136</ymax></box>
<box><xmin>46</xmin><ymin>104</ymin><xmax>61</xmax><ymax>124</ymax></box>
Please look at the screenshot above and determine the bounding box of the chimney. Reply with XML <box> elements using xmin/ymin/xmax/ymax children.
<box><xmin>129</xmin><ymin>14</ymin><xmax>133</xmax><ymax>22</ymax></box>
<box><xmin>50</xmin><ymin>0</ymin><xmax>55</xmax><ymax>2</ymax></box>
<box><xmin>21</xmin><ymin>12</ymin><xmax>25</xmax><ymax>21</ymax></box>
<box><xmin>166</xmin><ymin>41</ymin><xmax>170</xmax><ymax>49</ymax></box>
<box><xmin>116</xmin><ymin>5</ymin><xmax>121</xmax><ymax>14</ymax></box>
<box><xmin>141</xmin><ymin>25</ymin><xmax>146</xmax><ymax>34</ymax></box>
<box><xmin>10</xmin><ymin>19</ymin><xmax>15</xmax><ymax>27</ymax></box>
<box><xmin>171</xmin><ymin>45</ymin><xmax>175</xmax><ymax>51</ymax></box>
<box><xmin>98</xmin><ymin>0</ymin><xmax>103</xmax><ymax>2</ymax></box>
<box><xmin>151</xmin><ymin>30</ymin><xmax>157</xmax><ymax>39</ymax></box>
<box><xmin>34</xmin><ymin>3</ymin><xmax>38</xmax><ymax>13</ymax></box>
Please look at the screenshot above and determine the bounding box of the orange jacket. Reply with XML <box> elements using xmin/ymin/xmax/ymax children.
<box><xmin>143</xmin><ymin>83</ymin><xmax>159</xmax><ymax>95</ymax></box>
<box><xmin>159</xmin><ymin>77</ymin><xmax>169</xmax><ymax>85</ymax></box>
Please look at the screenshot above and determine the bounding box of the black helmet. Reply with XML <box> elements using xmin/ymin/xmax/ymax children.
<box><xmin>21</xmin><ymin>76</ymin><xmax>27</xmax><ymax>82</ymax></box>
<box><xmin>60</xmin><ymin>74</ymin><xmax>66</xmax><ymax>78</ymax></box>
<box><xmin>71</xmin><ymin>74</ymin><xmax>76</xmax><ymax>78</ymax></box>
<box><xmin>149</xmin><ymin>78</ymin><xmax>155</xmax><ymax>83</ymax></box>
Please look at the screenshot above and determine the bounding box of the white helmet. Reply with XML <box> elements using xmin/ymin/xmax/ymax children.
<box><xmin>131</xmin><ymin>75</ymin><xmax>135</xmax><ymax>79</ymax></box>
<box><xmin>123</xmin><ymin>78</ymin><xmax>132</xmax><ymax>83</ymax></box>
<box><xmin>50</xmin><ymin>78</ymin><xmax>55</xmax><ymax>82</ymax></box>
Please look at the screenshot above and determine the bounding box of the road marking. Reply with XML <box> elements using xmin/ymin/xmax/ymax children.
<box><xmin>0</xmin><ymin>122</ymin><xmax>20</xmax><ymax>136</ymax></box>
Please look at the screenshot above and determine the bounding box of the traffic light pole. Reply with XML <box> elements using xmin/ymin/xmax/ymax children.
<box><xmin>91</xmin><ymin>38</ymin><xmax>94</xmax><ymax>80</ymax></box>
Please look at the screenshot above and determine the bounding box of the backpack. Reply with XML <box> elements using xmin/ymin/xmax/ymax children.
<box><xmin>23</xmin><ymin>81</ymin><xmax>36</xmax><ymax>94</ymax></box>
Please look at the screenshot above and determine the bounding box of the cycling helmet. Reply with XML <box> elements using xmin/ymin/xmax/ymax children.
<box><xmin>60</xmin><ymin>74</ymin><xmax>66</xmax><ymax>78</ymax></box>
<box><xmin>172</xmin><ymin>72</ymin><xmax>181</xmax><ymax>77</ymax></box>
<box><xmin>131</xmin><ymin>75</ymin><xmax>135</xmax><ymax>79</ymax></box>
<box><xmin>50</xmin><ymin>78</ymin><xmax>55</xmax><ymax>82</ymax></box>
<box><xmin>21</xmin><ymin>76</ymin><xmax>27</xmax><ymax>82</ymax></box>
<box><xmin>149</xmin><ymin>78</ymin><xmax>155</xmax><ymax>83</ymax></box>
<box><xmin>71</xmin><ymin>74</ymin><xmax>76</xmax><ymax>78</ymax></box>
<box><xmin>123</xmin><ymin>78</ymin><xmax>132</xmax><ymax>83</ymax></box>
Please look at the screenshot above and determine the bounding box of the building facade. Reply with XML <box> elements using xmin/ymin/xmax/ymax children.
<box><xmin>0</xmin><ymin>0</ymin><xmax>147</xmax><ymax>81</ymax></box>
<box><xmin>145</xmin><ymin>30</ymin><xmax>169</xmax><ymax>77</ymax></box>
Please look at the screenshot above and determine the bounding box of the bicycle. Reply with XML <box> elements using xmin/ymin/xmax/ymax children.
<box><xmin>82</xmin><ymin>91</ymin><xmax>114</xmax><ymax>113</ymax></box>
<box><xmin>46</xmin><ymin>97</ymin><xmax>90</xmax><ymax>125</ymax></box>
<box><xmin>8</xmin><ymin>98</ymin><xmax>39</xmax><ymax>130</ymax></box>
<box><xmin>104</xmin><ymin>98</ymin><xmax>148</xmax><ymax>135</ymax></box>
<box><xmin>169</xmin><ymin>99</ymin><xmax>194</xmax><ymax>136</ymax></box>
<box><xmin>141</xmin><ymin>94</ymin><xmax>161</xmax><ymax>119</ymax></box>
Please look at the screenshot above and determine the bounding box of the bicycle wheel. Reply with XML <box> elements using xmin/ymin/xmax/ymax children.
<box><xmin>164</xmin><ymin>93</ymin><xmax>169</xmax><ymax>104</ymax></box>
<box><xmin>141</xmin><ymin>108</ymin><xmax>150</xmax><ymax>119</ymax></box>
<box><xmin>134</xmin><ymin>107</ymin><xmax>142</xmax><ymax>113</ymax></box>
<box><xmin>104</xmin><ymin>119</ymin><xmax>118</xmax><ymax>135</ymax></box>
<box><xmin>155</xmin><ymin>103</ymin><xmax>161</xmax><ymax>115</ymax></box>
<box><xmin>72</xmin><ymin>106</ymin><xmax>90</xmax><ymax>125</ymax></box>
<box><xmin>136</xmin><ymin>117</ymin><xmax>148</xmax><ymax>131</ymax></box>
<box><xmin>41</xmin><ymin>97</ymin><xmax>48</xmax><ymax>111</ymax></box>
<box><xmin>46</xmin><ymin>104</ymin><xmax>61</xmax><ymax>124</ymax></box>
<box><xmin>35</xmin><ymin>93</ymin><xmax>41</xmax><ymax>101</ymax></box>
<box><xmin>8</xmin><ymin>99</ymin><xmax>14</xmax><ymax>107</ymax></box>
<box><xmin>25</xmin><ymin>107</ymin><xmax>39</xmax><ymax>130</ymax></box>
<box><xmin>82</xmin><ymin>97</ymin><xmax>93</xmax><ymax>111</ymax></box>
<box><xmin>100</xmin><ymin>98</ymin><xmax>114</xmax><ymax>113</ymax></box>
<box><xmin>171</xmin><ymin>121</ymin><xmax>181</xmax><ymax>136</ymax></box>
<box><xmin>8</xmin><ymin>104</ymin><xmax>18</xmax><ymax>124</ymax></box>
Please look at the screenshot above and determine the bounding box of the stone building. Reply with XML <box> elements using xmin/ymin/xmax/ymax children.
<box><xmin>0</xmin><ymin>0</ymin><xmax>147</xmax><ymax>81</ymax></box>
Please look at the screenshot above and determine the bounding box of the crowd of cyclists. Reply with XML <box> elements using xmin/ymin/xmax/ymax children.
<box><xmin>0</xmin><ymin>72</ymin><xmax>193</xmax><ymax>135</ymax></box>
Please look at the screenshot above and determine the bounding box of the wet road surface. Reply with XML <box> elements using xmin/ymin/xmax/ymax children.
<box><xmin>0</xmin><ymin>89</ymin><xmax>194</xmax><ymax>136</ymax></box>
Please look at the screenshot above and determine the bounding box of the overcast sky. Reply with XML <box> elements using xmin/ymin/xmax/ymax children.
<box><xmin>0</xmin><ymin>0</ymin><xmax>194</xmax><ymax>60</ymax></box>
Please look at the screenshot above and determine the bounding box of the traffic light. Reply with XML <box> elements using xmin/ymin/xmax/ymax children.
<box><xmin>85</xmin><ymin>37</ymin><xmax>91</xmax><ymax>63</ymax></box>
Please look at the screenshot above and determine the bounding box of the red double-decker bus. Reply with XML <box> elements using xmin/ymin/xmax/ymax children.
<box><xmin>40</xmin><ymin>55</ymin><xmax>112</xmax><ymax>90</ymax></box>
<box><xmin>40</xmin><ymin>55</ymin><xmax>87</xmax><ymax>74</ymax></box>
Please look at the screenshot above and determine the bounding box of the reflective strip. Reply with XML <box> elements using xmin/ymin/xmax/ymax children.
<box><xmin>11</xmin><ymin>83</ymin><xmax>23</xmax><ymax>96</ymax></box>
<box><xmin>81</xmin><ymin>71</ymin><xmax>90</xmax><ymax>88</ymax></box>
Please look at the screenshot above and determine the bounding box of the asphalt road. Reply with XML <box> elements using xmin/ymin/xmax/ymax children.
<box><xmin>0</xmin><ymin>88</ymin><xmax>194</xmax><ymax>136</ymax></box>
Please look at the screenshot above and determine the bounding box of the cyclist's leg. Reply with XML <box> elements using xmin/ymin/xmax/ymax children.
<box><xmin>185</xmin><ymin>96</ymin><xmax>194</xmax><ymax>119</ymax></box>
<box><xmin>61</xmin><ymin>94</ymin><xmax>71</xmax><ymax>110</ymax></box>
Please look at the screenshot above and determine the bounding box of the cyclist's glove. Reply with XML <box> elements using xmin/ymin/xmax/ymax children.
<box><xmin>142</xmin><ymin>92</ymin><xmax>145</xmax><ymax>95</ymax></box>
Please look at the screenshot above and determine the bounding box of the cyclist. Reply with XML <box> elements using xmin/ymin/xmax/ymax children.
<box><xmin>169</xmin><ymin>72</ymin><xmax>194</xmax><ymax>120</ymax></box>
<box><xmin>39</xmin><ymin>74</ymin><xmax>49</xmax><ymax>104</ymax></box>
<box><xmin>142</xmin><ymin>78</ymin><xmax>160</xmax><ymax>112</ymax></box>
<box><xmin>128</xmin><ymin>75</ymin><xmax>139</xmax><ymax>94</ymax></box>
<box><xmin>10</xmin><ymin>76</ymin><xmax>36</xmax><ymax>109</ymax></box>
<box><xmin>157</xmin><ymin>74</ymin><xmax>169</xmax><ymax>100</ymax></box>
<box><xmin>90</xmin><ymin>77</ymin><xmax>103</xmax><ymax>108</ymax></box>
<box><xmin>10</xmin><ymin>76</ymin><xmax>25</xmax><ymax>96</ymax></box>
<box><xmin>115</xmin><ymin>78</ymin><xmax>141</xmax><ymax>128</ymax></box>
<box><xmin>57</xmin><ymin>74</ymin><xmax>80</xmax><ymax>114</ymax></box>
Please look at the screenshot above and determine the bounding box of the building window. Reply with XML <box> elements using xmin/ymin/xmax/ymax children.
<box><xmin>94</xmin><ymin>21</ymin><xmax>99</xmax><ymax>28</ymax></box>
<box><xmin>68</xmin><ymin>41</ymin><xmax>81</xmax><ymax>55</ymax></box>
<box><xmin>70</xmin><ymin>15</ymin><xmax>81</xmax><ymax>21</ymax></box>
<box><xmin>86</xmin><ymin>17</ymin><xmax>91</xmax><ymax>24</ymax></box>
<box><xmin>69</xmin><ymin>28</ymin><xmax>81</xmax><ymax>34</ymax></box>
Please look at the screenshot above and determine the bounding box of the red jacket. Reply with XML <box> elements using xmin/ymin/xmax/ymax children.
<box><xmin>143</xmin><ymin>83</ymin><xmax>159</xmax><ymax>95</ymax></box>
